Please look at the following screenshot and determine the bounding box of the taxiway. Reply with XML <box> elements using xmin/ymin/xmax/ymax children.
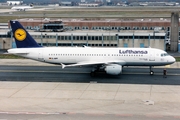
<box><xmin>0</xmin><ymin>59</ymin><xmax>180</xmax><ymax>120</ymax></box>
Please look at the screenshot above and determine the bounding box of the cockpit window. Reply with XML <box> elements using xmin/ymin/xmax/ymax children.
<box><xmin>161</xmin><ymin>53</ymin><xmax>169</xmax><ymax>57</ymax></box>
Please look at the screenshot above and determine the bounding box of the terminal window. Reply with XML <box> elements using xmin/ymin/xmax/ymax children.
<box><xmin>123</xmin><ymin>43</ymin><xmax>128</xmax><ymax>48</ymax></box>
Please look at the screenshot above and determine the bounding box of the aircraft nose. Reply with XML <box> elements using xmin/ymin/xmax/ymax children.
<box><xmin>170</xmin><ymin>56</ymin><xmax>176</xmax><ymax>63</ymax></box>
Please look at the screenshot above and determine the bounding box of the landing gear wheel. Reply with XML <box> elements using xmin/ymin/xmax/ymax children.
<box><xmin>149</xmin><ymin>66</ymin><xmax>154</xmax><ymax>75</ymax></box>
<box><xmin>150</xmin><ymin>71</ymin><xmax>154</xmax><ymax>75</ymax></box>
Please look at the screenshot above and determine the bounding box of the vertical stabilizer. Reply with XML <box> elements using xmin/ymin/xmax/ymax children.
<box><xmin>10</xmin><ymin>20</ymin><xmax>41</xmax><ymax>48</ymax></box>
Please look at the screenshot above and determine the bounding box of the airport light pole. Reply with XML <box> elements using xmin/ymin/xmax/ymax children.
<box><xmin>86</xmin><ymin>33</ymin><xmax>88</xmax><ymax>46</ymax></box>
<box><xmin>56</xmin><ymin>33</ymin><xmax>58</xmax><ymax>47</ymax></box>
<box><xmin>71</xmin><ymin>33</ymin><xmax>73</xmax><ymax>46</ymax></box>
<box><xmin>153</xmin><ymin>30</ymin><xmax>155</xmax><ymax>41</ymax></box>
<box><xmin>41</xmin><ymin>32</ymin><xmax>43</xmax><ymax>46</ymax></box>
<box><xmin>116</xmin><ymin>34</ymin><xmax>119</xmax><ymax>47</ymax></box>
<box><xmin>148</xmin><ymin>34</ymin><xmax>150</xmax><ymax>47</ymax></box>
<box><xmin>133</xmin><ymin>32</ymin><xmax>134</xmax><ymax>47</ymax></box>
<box><xmin>102</xmin><ymin>34</ymin><xmax>104</xmax><ymax>47</ymax></box>
<box><xmin>109</xmin><ymin>25</ymin><xmax>111</xmax><ymax>46</ymax></box>
<box><xmin>45</xmin><ymin>34</ymin><xmax>47</xmax><ymax>46</ymax></box>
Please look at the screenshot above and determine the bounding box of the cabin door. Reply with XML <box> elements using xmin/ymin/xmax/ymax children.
<box><xmin>38</xmin><ymin>50</ymin><xmax>44</xmax><ymax>61</ymax></box>
<box><xmin>149</xmin><ymin>50</ymin><xmax>155</xmax><ymax>61</ymax></box>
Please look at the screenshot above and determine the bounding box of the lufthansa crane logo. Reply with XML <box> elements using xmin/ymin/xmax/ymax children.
<box><xmin>15</xmin><ymin>29</ymin><xmax>26</xmax><ymax>41</ymax></box>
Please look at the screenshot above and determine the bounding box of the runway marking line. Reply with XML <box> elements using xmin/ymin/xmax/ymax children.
<box><xmin>25</xmin><ymin>112</ymin><xmax>36</xmax><ymax>114</ymax></box>
<box><xmin>41</xmin><ymin>112</ymin><xmax>49</xmax><ymax>114</ymax></box>
<box><xmin>47</xmin><ymin>112</ymin><xmax>60</xmax><ymax>115</ymax></box>
<box><xmin>115</xmin><ymin>114</ymin><xmax>133</xmax><ymax>117</ymax></box>
<box><xmin>6</xmin><ymin>112</ymin><xmax>19</xmax><ymax>114</ymax></box>
<box><xmin>67</xmin><ymin>112</ymin><xmax>77</xmax><ymax>115</ymax></box>
<box><xmin>84</xmin><ymin>113</ymin><xmax>105</xmax><ymax>116</ymax></box>
<box><xmin>174</xmin><ymin>116</ymin><xmax>180</xmax><ymax>119</ymax></box>
<box><xmin>0</xmin><ymin>70</ymin><xmax>89</xmax><ymax>74</ymax></box>
<box><xmin>0</xmin><ymin>112</ymin><xmax>8</xmax><ymax>114</ymax></box>
<box><xmin>0</xmin><ymin>111</ymin><xmax>179</xmax><ymax>119</ymax></box>
<box><xmin>17</xmin><ymin>112</ymin><xmax>27</xmax><ymax>114</ymax></box>
<box><xmin>146</xmin><ymin>114</ymin><xmax>163</xmax><ymax>118</ymax></box>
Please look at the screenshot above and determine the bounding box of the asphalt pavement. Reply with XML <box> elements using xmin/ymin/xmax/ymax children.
<box><xmin>0</xmin><ymin>59</ymin><xmax>180</xmax><ymax>120</ymax></box>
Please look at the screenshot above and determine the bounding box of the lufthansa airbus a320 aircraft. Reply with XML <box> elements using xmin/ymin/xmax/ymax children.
<box><xmin>8</xmin><ymin>20</ymin><xmax>176</xmax><ymax>76</ymax></box>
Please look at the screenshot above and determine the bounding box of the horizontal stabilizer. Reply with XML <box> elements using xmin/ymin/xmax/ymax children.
<box><xmin>7</xmin><ymin>49</ymin><xmax>28</xmax><ymax>54</ymax></box>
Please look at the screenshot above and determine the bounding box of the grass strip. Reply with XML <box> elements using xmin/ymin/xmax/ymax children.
<box><xmin>0</xmin><ymin>54</ymin><xmax>25</xmax><ymax>59</ymax></box>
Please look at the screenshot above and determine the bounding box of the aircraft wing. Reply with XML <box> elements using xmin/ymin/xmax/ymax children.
<box><xmin>61</xmin><ymin>60</ymin><xmax>126</xmax><ymax>69</ymax></box>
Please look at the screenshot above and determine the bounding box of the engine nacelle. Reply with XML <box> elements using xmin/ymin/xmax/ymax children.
<box><xmin>105</xmin><ymin>64</ymin><xmax>122</xmax><ymax>75</ymax></box>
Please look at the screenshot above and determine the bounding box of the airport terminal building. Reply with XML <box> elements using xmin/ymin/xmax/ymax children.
<box><xmin>0</xmin><ymin>18</ymin><xmax>175</xmax><ymax>50</ymax></box>
<box><xmin>26</xmin><ymin>31</ymin><xmax>165</xmax><ymax>49</ymax></box>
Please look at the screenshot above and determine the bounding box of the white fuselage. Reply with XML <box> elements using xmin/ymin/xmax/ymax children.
<box><xmin>8</xmin><ymin>47</ymin><xmax>175</xmax><ymax>66</ymax></box>
<box><xmin>11</xmin><ymin>6</ymin><xmax>33</xmax><ymax>11</ymax></box>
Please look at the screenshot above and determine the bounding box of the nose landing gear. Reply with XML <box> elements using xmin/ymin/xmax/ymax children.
<box><xmin>150</xmin><ymin>66</ymin><xmax>154</xmax><ymax>75</ymax></box>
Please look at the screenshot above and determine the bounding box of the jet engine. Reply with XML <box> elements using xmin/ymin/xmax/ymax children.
<box><xmin>105</xmin><ymin>64</ymin><xmax>122</xmax><ymax>75</ymax></box>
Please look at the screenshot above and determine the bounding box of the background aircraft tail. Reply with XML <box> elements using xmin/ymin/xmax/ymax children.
<box><xmin>10</xmin><ymin>20</ymin><xmax>41</xmax><ymax>48</ymax></box>
<box><xmin>30</xmin><ymin>3</ymin><xmax>33</xmax><ymax>7</ymax></box>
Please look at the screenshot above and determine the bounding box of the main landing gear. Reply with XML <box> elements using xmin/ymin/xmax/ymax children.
<box><xmin>90</xmin><ymin>66</ymin><xmax>105</xmax><ymax>77</ymax></box>
<box><xmin>90</xmin><ymin>68</ymin><xmax>100</xmax><ymax>77</ymax></box>
<box><xmin>90</xmin><ymin>70</ymin><xmax>96</xmax><ymax>77</ymax></box>
<box><xmin>150</xmin><ymin>66</ymin><xmax>154</xmax><ymax>75</ymax></box>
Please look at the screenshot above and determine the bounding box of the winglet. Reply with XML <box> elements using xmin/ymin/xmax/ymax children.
<box><xmin>61</xmin><ymin>63</ymin><xmax>66</xmax><ymax>69</ymax></box>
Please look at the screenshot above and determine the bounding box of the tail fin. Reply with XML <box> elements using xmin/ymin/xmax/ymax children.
<box><xmin>30</xmin><ymin>3</ymin><xmax>33</xmax><ymax>7</ymax></box>
<box><xmin>10</xmin><ymin>20</ymin><xmax>41</xmax><ymax>48</ymax></box>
